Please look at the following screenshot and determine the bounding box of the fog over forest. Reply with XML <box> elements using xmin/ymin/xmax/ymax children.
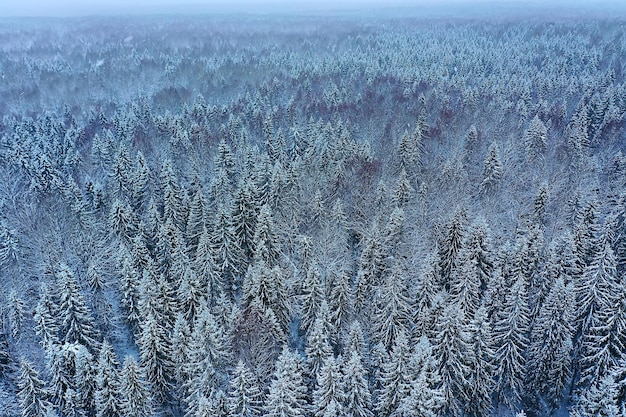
<box><xmin>0</xmin><ymin>2</ymin><xmax>625</xmax><ymax>417</ymax></box>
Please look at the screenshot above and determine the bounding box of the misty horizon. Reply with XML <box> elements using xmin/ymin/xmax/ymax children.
<box><xmin>1</xmin><ymin>0</ymin><xmax>625</xmax><ymax>18</ymax></box>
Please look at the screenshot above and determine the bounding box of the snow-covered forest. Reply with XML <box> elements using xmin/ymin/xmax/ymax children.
<box><xmin>0</xmin><ymin>9</ymin><xmax>625</xmax><ymax>417</ymax></box>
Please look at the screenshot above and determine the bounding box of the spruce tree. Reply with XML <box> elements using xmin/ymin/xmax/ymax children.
<box><xmin>120</xmin><ymin>356</ymin><xmax>152</xmax><ymax>417</ymax></box>
<box><xmin>228</xmin><ymin>360</ymin><xmax>264</xmax><ymax>417</ymax></box>
<box><xmin>94</xmin><ymin>341</ymin><xmax>121</xmax><ymax>417</ymax></box>
<box><xmin>342</xmin><ymin>351</ymin><xmax>372</xmax><ymax>417</ymax></box>
<box><xmin>264</xmin><ymin>346</ymin><xmax>309</xmax><ymax>417</ymax></box>
<box><xmin>17</xmin><ymin>360</ymin><xmax>52</xmax><ymax>417</ymax></box>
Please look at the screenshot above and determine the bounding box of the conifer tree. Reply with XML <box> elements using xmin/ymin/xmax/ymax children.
<box><xmin>527</xmin><ymin>277</ymin><xmax>574</xmax><ymax>415</ymax></box>
<box><xmin>480</xmin><ymin>142</ymin><xmax>503</xmax><ymax>195</ymax></box>
<box><xmin>95</xmin><ymin>340</ymin><xmax>121</xmax><ymax>417</ymax></box>
<box><xmin>17</xmin><ymin>360</ymin><xmax>52</xmax><ymax>417</ymax></box>
<box><xmin>120</xmin><ymin>356</ymin><xmax>152</xmax><ymax>417</ymax></box>
<box><xmin>432</xmin><ymin>304</ymin><xmax>473</xmax><ymax>417</ymax></box>
<box><xmin>395</xmin><ymin>336</ymin><xmax>444</xmax><ymax>417</ymax></box>
<box><xmin>494</xmin><ymin>275</ymin><xmax>530</xmax><ymax>412</ymax></box>
<box><xmin>466</xmin><ymin>306</ymin><xmax>496</xmax><ymax>417</ymax></box>
<box><xmin>228</xmin><ymin>360</ymin><xmax>264</xmax><ymax>417</ymax></box>
<box><xmin>300</xmin><ymin>265</ymin><xmax>324</xmax><ymax>335</ymax></box>
<box><xmin>312</xmin><ymin>355</ymin><xmax>344</xmax><ymax>417</ymax></box>
<box><xmin>34</xmin><ymin>284</ymin><xmax>59</xmax><ymax>349</ymax></box>
<box><xmin>264</xmin><ymin>346</ymin><xmax>309</xmax><ymax>417</ymax></box>
<box><xmin>138</xmin><ymin>310</ymin><xmax>172</xmax><ymax>404</ymax></box>
<box><xmin>342</xmin><ymin>351</ymin><xmax>373</xmax><ymax>417</ymax></box>
<box><xmin>305</xmin><ymin>311</ymin><xmax>334</xmax><ymax>380</ymax></box>
<box><xmin>524</xmin><ymin>115</ymin><xmax>548</xmax><ymax>160</ymax></box>
<box><xmin>57</xmin><ymin>263</ymin><xmax>99</xmax><ymax>352</ymax></box>
<box><xmin>376</xmin><ymin>330</ymin><xmax>413</xmax><ymax>417</ymax></box>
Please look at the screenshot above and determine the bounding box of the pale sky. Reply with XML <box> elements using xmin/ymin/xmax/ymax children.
<box><xmin>0</xmin><ymin>0</ymin><xmax>619</xmax><ymax>18</ymax></box>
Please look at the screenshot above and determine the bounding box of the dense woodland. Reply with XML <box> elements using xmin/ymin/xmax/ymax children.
<box><xmin>0</xmin><ymin>10</ymin><xmax>626</xmax><ymax>417</ymax></box>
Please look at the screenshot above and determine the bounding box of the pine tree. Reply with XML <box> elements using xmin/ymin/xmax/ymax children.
<box><xmin>570</xmin><ymin>375</ymin><xmax>619</xmax><ymax>417</ymax></box>
<box><xmin>228</xmin><ymin>360</ymin><xmax>264</xmax><ymax>417</ymax></box>
<box><xmin>137</xmin><ymin>310</ymin><xmax>172</xmax><ymax>404</ymax></box>
<box><xmin>372</xmin><ymin>263</ymin><xmax>411</xmax><ymax>349</ymax></box>
<box><xmin>395</xmin><ymin>337</ymin><xmax>444</xmax><ymax>417</ymax></box>
<box><xmin>95</xmin><ymin>341</ymin><xmax>121</xmax><ymax>417</ymax></box>
<box><xmin>466</xmin><ymin>306</ymin><xmax>496</xmax><ymax>417</ymax></box>
<box><xmin>252</xmin><ymin>204</ymin><xmax>281</xmax><ymax>267</ymax></box>
<box><xmin>300</xmin><ymin>265</ymin><xmax>324</xmax><ymax>335</ymax></box>
<box><xmin>120</xmin><ymin>356</ymin><xmax>152</xmax><ymax>417</ymax></box>
<box><xmin>232</xmin><ymin>180</ymin><xmax>259</xmax><ymax>266</ymax></box>
<box><xmin>34</xmin><ymin>284</ymin><xmax>59</xmax><ymax>349</ymax></box>
<box><xmin>264</xmin><ymin>346</ymin><xmax>309</xmax><ymax>417</ymax></box>
<box><xmin>438</xmin><ymin>209</ymin><xmax>467</xmax><ymax>288</ymax></box>
<box><xmin>7</xmin><ymin>289</ymin><xmax>25</xmax><ymax>340</ymax></box>
<box><xmin>17</xmin><ymin>360</ymin><xmax>52</xmax><ymax>417</ymax></box>
<box><xmin>305</xmin><ymin>310</ymin><xmax>334</xmax><ymax>380</ymax></box>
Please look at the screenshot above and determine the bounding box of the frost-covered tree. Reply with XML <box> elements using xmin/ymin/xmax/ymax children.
<box><xmin>228</xmin><ymin>360</ymin><xmax>263</xmax><ymax>417</ymax></box>
<box><xmin>264</xmin><ymin>346</ymin><xmax>309</xmax><ymax>417</ymax></box>
<box><xmin>312</xmin><ymin>355</ymin><xmax>344</xmax><ymax>417</ymax></box>
<box><xmin>376</xmin><ymin>330</ymin><xmax>413</xmax><ymax>417</ymax></box>
<box><xmin>526</xmin><ymin>277</ymin><xmax>574</xmax><ymax>414</ymax></box>
<box><xmin>480</xmin><ymin>142</ymin><xmax>503</xmax><ymax>194</ymax></box>
<box><xmin>432</xmin><ymin>304</ymin><xmax>473</xmax><ymax>417</ymax></box>
<box><xmin>524</xmin><ymin>115</ymin><xmax>548</xmax><ymax>160</ymax></box>
<box><xmin>95</xmin><ymin>341</ymin><xmax>121</xmax><ymax>417</ymax></box>
<box><xmin>342</xmin><ymin>351</ymin><xmax>372</xmax><ymax>417</ymax></box>
<box><xmin>120</xmin><ymin>356</ymin><xmax>152</xmax><ymax>417</ymax></box>
<box><xmin>57</xmin><ymin>263</ymin><xmax>99</xmax><ymax>352</ymax></box>
<box><xmin>17</xmin><ymin>360</ymin><xmax>52</xmax><ymax>417</ymax></box>
<box><xmin>493</xmin><ymin>275</ymin><xmax>530</xmax><ymax>412</ymax></box>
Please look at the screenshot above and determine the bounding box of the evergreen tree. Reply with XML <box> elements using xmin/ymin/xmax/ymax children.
<box><xmin>395</xmin><ymin>337</ymin><xmax>444</xmax><ymax>417</ymax></box>
<box><xmin>34</xmin><ymin>284</ymin><xmax>59</xmax><ymax>349</ymax></box>
<box><xmin>305</xmin><ymin>309</ymin><xmax>334</xmax><ymax>380</ymax></box>
<box><xmin>252</xmin><ymin>204</ymin><xmax>281</xmax><ymax>267</ymax></box>
<box><xmin>57</xmin><ymin>263</ymin><xmax>99</xmax><ymax>352</ymax></box>
<box><xmin>527</xmin><ymin>277</ymin><xmax>574</xmax><ymax>414</ymax></box>
<box><xmin>120</xmin><ymin>356</ymin><xmax>152</xmax><ymax>417</ymax></box>
<box><xmin>372</xmin><ymin>263</ymin><xmax>411</xmax><ymax>349</ymax></box>
<box><xmin>480</xmin><ymin>142</ymin><xmax>503</xmax><ymax>195</ymax></box>
<box><xmin>17</xmin><ymin>360</ymin><xmax>52</xmax><ymax>417</ymax></box>
<box><xmin>493</xmin><ymin>275</ymin><xmax>530</xmax><ymax>412</ymax></box>
<box><xmin>300</xmin><ymin>265</ymin><xmax>324</xmax><ymax>335</ymax></box>
<box><xmin>138</xmin><ymin>310</ymin><xmax>172</xmax><ymax>404</ymax></box>
<box><xmin>312</xmin><ymin>355</ymin><xmax>344</xmax><ymax>417</ymax></box>
<box><xmin>432</xmin><ymin>304</ymin><xmax>473</xmax><ymax>417</ymax></box>
<box><xmin>264</xmin><ymin>346</ymin><xmax>309</xmax><ymax>417</ymax></box>
<box><xmin>376</xmin><ymin>330</ymin><xmax>413</xmax><ymax>417</ymax></box>
<box><xmin>342</xmin><ymin>351</ymin><xmax>372</xmax><ymax>417</ymax></box>
<box><xmin>466</xmin><ymin>306</ymin><xmax>496</xmax><ymax>417</ymax></box>
<box><xmin>438</xmin><ymin>209</ymin><xmax>467</xmax><ymax>288</ymax></box>
<box><xmin>524</xmin><ymin>115</ymin><xmax>548</xmax><ymax>160</ymax></box>
<box><xmin>228</xmin><ymin>360</ymin><xmax>264</xmax><ymax>417</ymax></box>
<box><xmin>95</xmin><ymin>341</ymin><xmax>121</xmax><ymax>417</ymax></box>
